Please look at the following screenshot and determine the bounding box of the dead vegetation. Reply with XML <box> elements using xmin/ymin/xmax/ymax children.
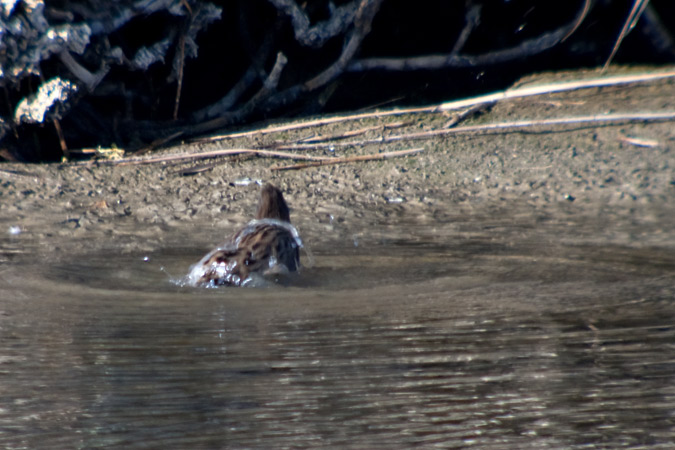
<box><xmin>1</xmin><ymin>0</ymin><xmax>673</xmax><ymax>161</ymax></box>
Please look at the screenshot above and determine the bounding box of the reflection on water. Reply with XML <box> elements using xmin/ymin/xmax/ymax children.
<box><xmin>1</xmin><ymin>209</ymin><xmax>674</xmax><ymax>449</ymax></box>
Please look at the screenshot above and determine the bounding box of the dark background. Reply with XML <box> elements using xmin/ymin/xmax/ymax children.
<box><xmin>1</xmin><ymin>0</ymin><xmax>673</xmax><ymax>161</ymax></box>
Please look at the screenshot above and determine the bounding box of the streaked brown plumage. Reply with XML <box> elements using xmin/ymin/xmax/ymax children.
<box><xmin>187</xmin><ymin>183</ymin><xmax>301</xmax><ymax>287</ymax></box>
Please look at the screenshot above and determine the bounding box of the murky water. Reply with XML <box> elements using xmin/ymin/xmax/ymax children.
<box><xmin>1</xmin><ymin>208</ymin><xmax>674</xmax><ymax>449</ymax></box>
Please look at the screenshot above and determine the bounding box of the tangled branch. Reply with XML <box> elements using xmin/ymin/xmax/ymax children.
<box><xmin>1</xmin><ymin>0</ymin><xmax>672</xmax><ymax>161</ymax></box>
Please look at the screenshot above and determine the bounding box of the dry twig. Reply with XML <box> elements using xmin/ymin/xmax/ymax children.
<box><xmin>194</xmin><ymin>109</ymin><xmax>428</xmax><ymax>143</ymax></box>
<box><xmin>195</xmin><ymin>69</ymin><xmax>675</xmax><ymax>144</ymax></box>
<box><xmin>92</xmin><ymin>148</ymin><xmax>332</xmax><ymax>166</ymax></box>
<box><xmin>285</xmin><ymin>121</ymin><xmax>412</xmax><ymax>145</ymax></box>
<box><xmin>173</xmin><ymin>31</ymin><xmax>187</xmax><ymax>120</ymax></box>
<box><xmin>271</xmin><ymin>147</ymin><xmax>425</xmax><ymax>171</ymax></box>
<box><xmin>439</xmin><ymin>70</ymin><xmax>675</xmax><ymax>111</ymax></box>
<box><xmin>603</xmin><ymin>0</ymin><xmax>650</xmax><ymax>71</ymax></box>
<box><xmin>273</xmin><ymin>111</ymin><xmax>675</xmax><ymax>151</ymax></box>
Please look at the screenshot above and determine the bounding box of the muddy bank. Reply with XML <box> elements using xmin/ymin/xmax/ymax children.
<box><xmin>1</xmin><ymin>67</ymin><xmax>674</xmax><ymax>261</ymax></box>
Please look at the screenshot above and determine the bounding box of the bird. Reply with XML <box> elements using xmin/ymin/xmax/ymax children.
<box><xmin>186</xmin><ymin>183</ymin><xmax>302</xmax><ymax>287</ymax></box>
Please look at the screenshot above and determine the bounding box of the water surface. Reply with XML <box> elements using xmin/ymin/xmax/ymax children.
<box><xmin>1</xmin><ymin>209</ymin><xmax>674</xmax><ymax>449</ymax></box>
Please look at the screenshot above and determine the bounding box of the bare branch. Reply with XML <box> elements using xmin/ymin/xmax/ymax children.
<box><xmin>347</xmin><ymin>0</ymin><xmax>592</xmax><ymax>72</ymax></box>
<box><xmin>183</xmin><ymin>0</ymin><xmax>384</xmax><ymax>137</ymax></box>
<box><xmin>192</xmin><ymin>67</ymin><xmax>258</xmax><ymax>121</ymax></box>
<box><xmin>450</xmin><ymin>5</ymin><xmax>481</xmax><ymax>56</ymax></box>
<box><xmin>267</xmin><ymin>0</ymin><xmax>358</xmax><ymax>48</ymax></box>
<box><xmin>305</xmin><ymin>0</ymin><xmax>384</xmax><ymax>91</ymax></box>
<box><xmin>59</xmin><ymin>51</ymin><xmax>110</xmax><ymax>92</ymax></box>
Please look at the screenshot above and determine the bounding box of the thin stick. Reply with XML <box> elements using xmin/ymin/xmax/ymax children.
<box><xmin>173</xmin><ymin>0</ymin><xmax>193</xmax><ymax>119</ymax></box>
<box><xmin>195</xmin><ymin>69</ymin><xmax>675</xmax><ymax>143</ymax></box>
<box><xmin>271</xmin><ymin>147</ymin><xmax>424</xmax><ymax>171</ymax></box>
<box><xmin>438</xmin><ymin>70</ymin><xmax>675</xmax><ymax>111</ymax></box>
<box><xmin>92</xmin><ymin>148</ymin><xmax>333</xmax><ymax>166</ymax></box>
<box><xmin>52</xmin><ymin>118</ymin><xmax>69</xmax><ymax>159</ymax></box>
<box><xmin>194</xmin><ymin>108</ymin><xmax>432</xmax><ymax>143</ymax></box>
<box><xmin>289</xmin><ymin>121</ymin><xmax>412</xmax><ymax>144</ymax></box>
<box><xmin>173</xmin><ymin>31</ymin><xmax>186</xmax><ymax>120</ymax></box>
<box><xmin>133</xmin><ymin>130</ymin><xmax>185</xmax><ymax>156</ymax></box>
<box><xmin>274</xmin><ymin>111</ymin><xmax>675</xmax><ymax>150</ymax></box>
<box><xmin>443</xmin><ymin>104</ymin><xmax>488</xmax><ymax>129</ymax></box>
<box><xmin>395</xmin><ymin>111</ymin><xmax>675</xmax><ymax>138</ymax></box>
<box><xmin>603</xmin><ymin>0</ymin><xmax>650</xmax><ymax>71</ymax></box>
<box><xmin>105</xmin><ymin>109</ymin><xmax>674</xmax><ymax>167</ymax></box>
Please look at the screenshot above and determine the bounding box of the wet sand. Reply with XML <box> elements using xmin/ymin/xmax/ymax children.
<box><xmin>1</xmin><ymin>66</ymin><xmax>675</xmax><ymax>260</ymax></box>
